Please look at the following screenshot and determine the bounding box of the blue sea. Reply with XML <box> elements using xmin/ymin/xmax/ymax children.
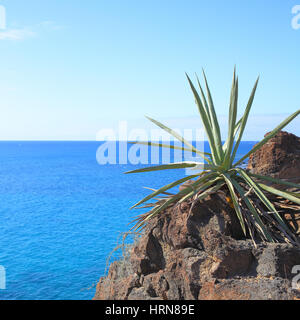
<box><xmin>0</xmin><ymin>141</ymin><xmax>256</xmax><ymax>300</ymax></box>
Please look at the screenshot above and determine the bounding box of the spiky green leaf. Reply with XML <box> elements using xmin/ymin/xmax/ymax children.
<box><xmin>223</xmin><ymin>76</ymin><xmax>238</xmax><ymax>168</ymax></box>
<box><xmin>236</xmin><ymin>169</ymin><xmax>292</xmax><ymax>236</ymax></box>
<box><xmin>128</xmin><ymin>141</ymin><xmax>212</xmax><ymax>157</ymax></box>
<box><xmin>230</xmin><ymin>77</ymin><xmax>259</xmax><ymax>164</ymax></box>
<box><xmin>230</xmin><ymin>177</ymin><xmax>274</xmax><ymax>242</ymax></box>
<box><xmin>186</xmin><ymin>74</ymin><xmax>220</xmax><ymax>165</ymax></box>
<box><xmin>130</xmin><ymin>172</ymin><xmax>215</xmax><ymax>209</ymax></box>
<box><xmin>248</xmin><ymin>172</ymin><xmax>300</xmax><ymax>189</ymax></box>
<box><xmin>125</xmin><ymin>161</ymin><xmax>202</xmax><ymax>174</ymax></box>
<box><xmin>222</xmin><ymin>173</ymin><xmax>246</xmax><ymax>235</ymax></box>
<box><xmin>146</xmin><ymin>116</ymin><xmax>212</xmax><ymax>164</ymax></box>
<box><xmin>178</xmin><ymin>178</ymin><xmax>222</xmax><ymax>203</ymax></box>
<box><xmin>202</xmin><ymin>70</ymin><xmax>224</xmax><ymax>161</ymax></box>
<box><xmin>258</xmin><ymin>183</ymin><xmax>300</xmax><ymax>205</ymax></box>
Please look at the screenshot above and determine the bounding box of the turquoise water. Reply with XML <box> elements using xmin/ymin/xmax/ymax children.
<box><xmin>0</xmin><ymin>141</ymin><xmax>256</xmax><ymax>300</ymax></box>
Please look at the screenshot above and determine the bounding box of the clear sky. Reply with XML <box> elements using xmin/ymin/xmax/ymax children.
<box><xmin>0</xmin><ymin>0</ymin><xmax>299</xmax><ymax>140</ymax></box>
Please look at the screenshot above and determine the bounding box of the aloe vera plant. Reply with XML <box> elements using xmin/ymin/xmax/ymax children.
<box><xmin>126</xmin><ymin>69</ymin><xmax>300</xmax><ymax>245</ymax></box>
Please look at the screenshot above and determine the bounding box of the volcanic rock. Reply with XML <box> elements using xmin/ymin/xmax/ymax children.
<box><xmin>94</xmin><ymin>194</ymin><xmax>300</xmax><ymax>300</ymax></box>
<box><xmin>247</xmin><ymin>131</ymin><xmax>300</xmax><ymax>183</ymax></box>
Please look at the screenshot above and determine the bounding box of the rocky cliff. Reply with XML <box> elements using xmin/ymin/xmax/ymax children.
<box><xmin>94</xmin><ymin>131</ymin><xmax>300</xmax><ymax>300</ymax></box>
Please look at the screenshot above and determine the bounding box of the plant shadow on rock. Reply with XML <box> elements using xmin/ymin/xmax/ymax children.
<box><xmin>94</xmin><ymin>189</ymin><xmax>300</xmax><ymax>300</ymax></box>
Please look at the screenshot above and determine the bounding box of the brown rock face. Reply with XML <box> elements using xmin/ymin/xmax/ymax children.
<box><xmin>247</xmin><ymin>130</ymin><xmax>300</xmax><ymax>234</ymax></box>
<box><xmin>247</xmin><ymin>131</ymin><xmax>300</xmax><ymax>183</ymax></box>
<box><xmin>94</xmin><ymin>194</ymin><xmax>300</xmax><ymax>300</ymax></box>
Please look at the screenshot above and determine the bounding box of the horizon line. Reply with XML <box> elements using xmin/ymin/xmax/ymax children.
<box><xmin>0</xmin><ymin>139</ymin><xmax>259</xmax><ymax>142</ymax></box>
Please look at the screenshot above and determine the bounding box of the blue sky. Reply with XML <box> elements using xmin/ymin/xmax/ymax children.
<box><xmin>0</xmin><ymin>0</ymin><xmax>299</xmax><ymax>140</ymax></box>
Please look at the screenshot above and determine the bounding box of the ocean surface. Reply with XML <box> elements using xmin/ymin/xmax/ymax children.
<box><xmin>0</xmin><ymin>141</ymin><xmax>256</xmax><ymax>300</ymax></box>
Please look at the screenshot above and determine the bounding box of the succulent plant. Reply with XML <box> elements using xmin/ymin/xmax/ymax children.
<box><xmin>126</xmin><ymin>69</ymin><xmax>300</xmax><ymax>245</ymax></box>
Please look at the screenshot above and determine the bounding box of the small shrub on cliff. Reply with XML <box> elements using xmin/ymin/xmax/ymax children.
<box><xmin>126</xmin><ymin>69</ymin><xmax>300</xmax><ymax>246</ymax></box>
